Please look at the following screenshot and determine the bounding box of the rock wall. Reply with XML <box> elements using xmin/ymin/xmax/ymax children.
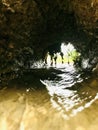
<box><xmin>0</xmin><ymin>0</ymin><xmax>73</xmax><ymax>64</ymax></box>
<box><xmin>72</xmin><ymin>0</ymin><xmax>98</xmax><ymax>38</ymax></box>
<box><xmin>0</xmin><ymin>0</ymin><xmax>46</xmax><ymax>47</ymax></box>
<box><xmin>71</xmin><ymin>0</ymin><xmax>98</xmax><ymax>66</ymax></box>
<box><xmin>0</xmin><ymin>0</ymin><xmax>98</xmax><ymax>72</ymax></box>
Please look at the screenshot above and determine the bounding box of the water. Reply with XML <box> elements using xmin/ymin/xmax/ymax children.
<box><xmin>0</xmin><ymin>61</ymin><xmax>98</xmax><ymax>130</ymax></box>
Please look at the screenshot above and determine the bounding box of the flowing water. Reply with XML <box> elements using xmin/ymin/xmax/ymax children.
<box><xmin>0</xmin><ymin>62</ymin><xmax>98</xmax><ymax>130</ymax></box>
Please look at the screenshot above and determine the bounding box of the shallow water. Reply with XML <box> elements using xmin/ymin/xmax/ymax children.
<box><xmin>0</xmin><ymin>63</ymin><xmax>98</xmax><ymax>130</ymax></box>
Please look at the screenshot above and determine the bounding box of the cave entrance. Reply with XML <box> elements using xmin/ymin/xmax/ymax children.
<box><xmin>44</xmin><ymin>42</ymin><xmax>81</xmax><ymax>68</ymax></box>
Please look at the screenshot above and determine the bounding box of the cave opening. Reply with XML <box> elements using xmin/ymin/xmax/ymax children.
<box><xmin>43</xmin><ymin>42</ymin><xmax>81</xmax><ymax>68</ymax></box>
<box><xmin>0</xmin><ymin>0</ymin><xmax>98</xmax><ymax>130</ymax></box>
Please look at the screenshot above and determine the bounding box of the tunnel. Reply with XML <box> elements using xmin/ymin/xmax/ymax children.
<box><xmin>0</xmin><ymin>0</ymin><xmax>98</xmax><ymax>130</ymax></box>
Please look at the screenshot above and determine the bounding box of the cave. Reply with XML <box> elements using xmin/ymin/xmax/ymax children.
<box><xmin>0</xmin><ymin>0</ymin><xmax>98</xmax><ymax>130</ymax></box>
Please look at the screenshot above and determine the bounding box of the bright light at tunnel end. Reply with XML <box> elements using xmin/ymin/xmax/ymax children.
<box><xmin>44</xmin><ymin>42</ymin><xmax>81</xmax><ymax>69</ymax></box>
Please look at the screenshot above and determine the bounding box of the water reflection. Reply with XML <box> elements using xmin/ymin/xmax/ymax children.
<box><xmin>41</xmin><ymin>64</ymin><xmax>98</xmax><ymax>119</ymax></box>
<box><xmin>0</xmin><ymin>57</ymin><xmax>98</xmax><ymax>130</ymax></box>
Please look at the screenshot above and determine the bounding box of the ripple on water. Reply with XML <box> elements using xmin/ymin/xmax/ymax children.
<box><xmin>41</xmin><ymin>64</ymin><xmax>98</xmax><ymax>119</ymax></box>
<box><xmin>0</xmin><ymin>60</ymin><xmax>98</xmax><ymax>130</ymax></box>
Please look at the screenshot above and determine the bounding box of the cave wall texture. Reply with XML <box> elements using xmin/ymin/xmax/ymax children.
<box><xmin>0</xmin><ymin>0</ymin><xmax>98</xmax><ymax>71</ymax></box>
<box><xmin>72</xmin><ymin>0</ymin><xmax>98</xmax><ymax>38</ymax></box>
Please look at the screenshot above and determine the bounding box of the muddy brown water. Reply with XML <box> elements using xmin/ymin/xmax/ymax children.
<box><xmin>0</xmin><ymin>65</ymin><xmax>98</xmax><ymax>130</ymax></box>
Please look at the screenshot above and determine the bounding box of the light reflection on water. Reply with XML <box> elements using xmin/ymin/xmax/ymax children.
<box><xmin>0</xmin><ymin>60</ymin><xmax>98</xmax><ymax>130</ymax></box>
<box><xmin>41</xmin><ymin>64</ymin><xmax>98</xmax><ymax>119</ymax></box>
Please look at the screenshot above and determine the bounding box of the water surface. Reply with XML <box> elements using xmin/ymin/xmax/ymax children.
<box><xmin>0</xmin><ymin>63</ymin><xmax>98</xmax><ymax>130</ymax></box>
